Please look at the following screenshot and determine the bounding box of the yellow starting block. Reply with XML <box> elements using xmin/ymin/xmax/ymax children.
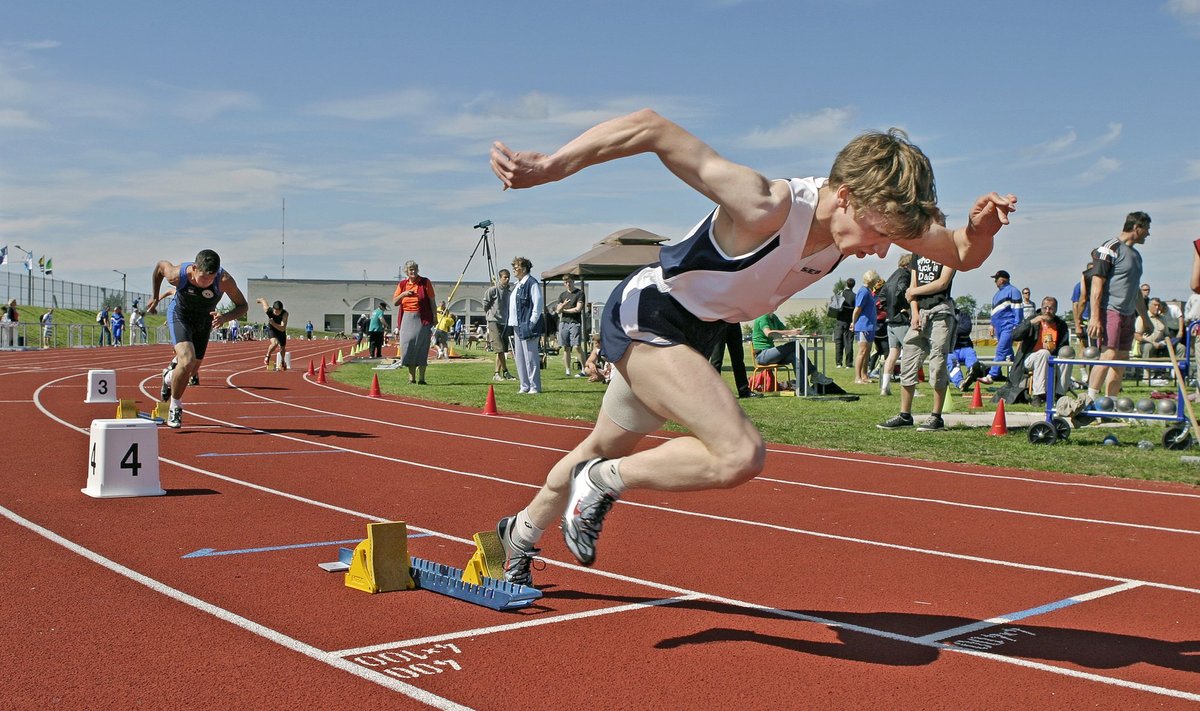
<box><xmin>461</xmin><ymin>531</ymin><xmax>506</xmax><ymax>585</ymax></box>
<box><xmin>266</xmin><ymin>361</ymin><xmax>277</xmax><ymax>372</ymax></box>
<box><xmin>115</xmin><ymin>399</ymin><xmax>168</xmax><ymax>424</ymax></box>
<box><xmin>344</xmin><ymin>521</ymin><xmax>415</xmax><ymax>593</ymax></box>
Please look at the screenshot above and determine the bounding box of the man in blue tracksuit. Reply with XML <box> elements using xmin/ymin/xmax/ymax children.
<box><xmin>986</xmin><ymin>269</ymin><xmax>1022</xmax><ymax>382</ymax></box>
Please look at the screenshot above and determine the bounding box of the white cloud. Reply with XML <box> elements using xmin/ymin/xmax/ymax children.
<box><xmin>738</xmin><ymin>107</ymin><xmax>856</xmax><ymax>150</ymax></box>
<box><xmin>1020</xmin><ymin>124</ymin><xmax>1122</xmax><ymax>165</ymax></box>
<box><xmin>172</xmin><ymin>89</ymin><xmax>260</xmax><ymax>122</ymax></box>
<box><xmin>0</xmin><ymin>107</ymin><xmax>45</xmax><ymax>130</ymax></box>
<box><xmin>1074</xmin><ymin>157</ymin><xmax>1121</xmax><ymax>185</ymax></box>
<box><xmin>1166</xmin><ymin>0</ymin><xmax>1200</xmax><ymax>16</ymax></box>
<box><xmin>1186</xmin><ymin>159</ymin><xmax>1200</xmax><ymax>180</ymax></box>
<box><xmin>307</xmin><ymin>89</ymin><xmax>436</xmax><ymax>121</ymax></box>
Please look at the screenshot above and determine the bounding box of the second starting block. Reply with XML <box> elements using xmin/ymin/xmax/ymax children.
<box><xmin>115</xmin><ymin>399</ymin><xmax>168</xmax><ymax>424</ymax></box>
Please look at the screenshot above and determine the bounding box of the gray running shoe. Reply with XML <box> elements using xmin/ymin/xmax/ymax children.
<box><xmin>167</xmin><ymin>405</ymin><xmax>183</xmax><ymax>429</ymax></box>
<box><xmin>877</xmin><ymin>413</ymin><xmax>914</xmax><ymax>430</ymax></box>
<box><xmin>916</xmin><ymin>414</ymin><xmax>945</xmax><ymax>432</ymax></box>
<box><xmin>496</xmin><ymin>516</ymin><xmax>539</xmax><ymax>587</ymax></box>
<box><xmin>561</xmin><ymin>458</ymin><xmax>617</xmax><ymax>566</ymax></box>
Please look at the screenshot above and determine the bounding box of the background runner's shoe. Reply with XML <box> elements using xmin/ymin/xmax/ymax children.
<box><xmin>189</xmin><ymin>374</ymin><xmax>199</xmax><ymax>386</ymax></box>
<box><xmin>561</xmin><ymin>458</ymin><xmax>617</xmax><ymax>566</ymax></box>
<box><xmin>160</xmin><ymin>361</ymin><xmax>176</xmax><ymax>402</ymax></box>
<box><xmin>496</xmin><ymin>516</ymin><xmax>539</xmax><ymax>587</ymax></box>
<box><xmin>167</xmin><ymin>405</ymin><xmax>183</xmax><ymax>429</ymax></box>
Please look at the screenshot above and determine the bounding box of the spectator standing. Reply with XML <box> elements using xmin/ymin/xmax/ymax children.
<box><xmin>878</xmin><ymin>248</ymin><xmax>956</xmax><ymax>431</ymax></box>
<box><xmin>355</xmin><ymin>312</ymin><xmax>369</xmax><ymax>347</ymax></box>
<box><xmin>228</xmin><ymin>317</ymin><xmax>239</xmax><ymax>342</ymax></box>
<box><xmin>40</xmin><ymin>308</ymin><xmax>54</xmax><ymax>348</ymax></box>
<box><xmin>1086</xmin><ymin>211</ymin><xmax>1152</xmax><ymax>400</ymax></box>
<box><xmin>392</xmin><ymin>260</ymin><xmax>435</xmax><ymax>385</ymax></box>
<box><xmin>851</xmin><ymin>270</ymin><xmax>880</xmax><ymax>384</ymax></box>
<box><xmin>985</xmin><ymin>269</ymin><xmax>1022</xmax><ymax>382</ymax></box>
<box><xmin>507</xmin><ymin>256</ymin><xmax>544</xmax><ymax>394</ymax></box>
<box><xmin>1020</xmin><ymin>287</ymin><xmax>1036</xmax><ymax>320</ymax></box>
<box><xmin>433</xmin><ymin>300</ymin><xmax>454</xmax><ymax>360</ymax></box>
<box><xmin>96</xmin><ymin>306</ymin><xmax>112</xmax><ymax>346</ymax></box>
<box><xmin>878</xmin><ymin>254</ymin><xmax>913</xmax><ymax>396</ymax></box>
<box><xmin>306</xmin><ymin>320</ymin><xmax>314</xmax><ymax>340</ymax></box>
<box><xmin>483</xmin><ymin>269</ymin><xmax>515</xmax><ymax>381</ymax></box>
<box><xmin>708</xmin><ymin>322</ymin><xmax>759</xmax><ymax>399</ymax></box>
<box><xmin>831</xmin><ymin>278</ymin><xmax>855</xmax><ymax>368</ymax></box>
<box><xmin>1071</xmin><ymin>259</ymin><xmax>1095</xmax><ymax>348</ymax></box>
<box><xmin>110</xmin><ymin>306</ymin><xmax>125</xmax><ymax>346</ymax></box>
<box><xmin>556</xmin><ymin>275</ymin><xmax>587</xmax><ymax>377</ymax></box>
<box><xmin>0</xmin><ymin>299</ymin><xmax>18</xmax><ymax>347</ymax></box>
<box><xmin>368</xmin><ymin>302</ymin><xmax>388</xmax><ymax>358</ymax></box>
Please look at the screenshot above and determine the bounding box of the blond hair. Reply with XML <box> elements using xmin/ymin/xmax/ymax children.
<box><xmin>828</xmin><ymin>128</ymin><xmax>939</xmax><ymax>240</ymax></box>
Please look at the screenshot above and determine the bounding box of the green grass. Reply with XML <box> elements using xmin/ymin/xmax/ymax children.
<box><xmin>328</xmin><ymin>352</ymin><xmax>1200</xmax><ymax>487</ymax></box>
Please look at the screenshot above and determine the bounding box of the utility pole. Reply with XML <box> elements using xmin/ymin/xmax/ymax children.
<box><xmin>113</xmin><ymin>270</ymin><xmax>127</xmax><ymax>310</ymax></box>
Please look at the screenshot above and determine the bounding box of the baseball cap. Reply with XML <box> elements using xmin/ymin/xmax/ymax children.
<box><xmin>990</xmin><ymin>270</ymin><xmax>1010</xmax><ymax>280</ymax></box>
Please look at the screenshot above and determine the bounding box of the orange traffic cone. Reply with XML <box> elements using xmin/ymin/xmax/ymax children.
<box><xmin>307</xmin><ymin>359</ymin><xmax>315</xmax><ymax>377</ymax></box>
<box><xmin>369</xmin><ymin>373</ymin><xmax>382</xmax><ymax>398</ymax></box>
<box><xmin>320</xmin><ymin>355</ymin><xmax>327</xmax><ymax>372</ymax></box>
<box><xmin>317</xmin><ymin>361</ymin><xmax>327</xmax><ymax>384</ymax></box>
<box><xmin>483</xmin><ymin>384</ymin><xmax>499</xmax><ymax>416</ymax></box>
<box><xmin>970</xmin><ymin>381</ymin><xmax>983</xmax><ymax>409</ymax></box>
<box><xmin>987</xmin><ymin>399</ymin><xmax>1008</xmax><ymax>436</ymax></box>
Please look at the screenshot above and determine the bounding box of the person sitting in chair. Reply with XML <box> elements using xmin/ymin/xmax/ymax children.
<box><xmin>751</xmin><ymin>311</ymin><xmax>834</xmax><ymax>388</ymax></box>
<box><xmin>995</xmin><ymin>295</ymin><xmax>1071</xmax><ymax>405</ymax></box>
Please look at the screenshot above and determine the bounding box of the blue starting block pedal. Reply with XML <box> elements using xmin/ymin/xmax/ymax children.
<box><xmin>409</xmin><ymin>556</ymin><xmax>541</xmax><ymax>611</ymax></box>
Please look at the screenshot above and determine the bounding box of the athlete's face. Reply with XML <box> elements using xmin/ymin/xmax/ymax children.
<box><xmin>833</xmin><ymin>208</ymin><xmax>893</xmax><ymax>260</ymax></box>
<box><xmin>188</xmin><ymin>266</ymin><xmax>218</xmax><ymax>288</ymax></box>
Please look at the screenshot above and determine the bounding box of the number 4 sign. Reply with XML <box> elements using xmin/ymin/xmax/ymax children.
<box><xmin>83</xmin><ymin>419</ymin><xmax>165</xmax><ymax>498</ymax></box>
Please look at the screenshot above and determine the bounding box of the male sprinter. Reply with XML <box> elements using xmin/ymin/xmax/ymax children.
<box><xmin>149</xmin><ymin>249</ymin><xmax>248</xmax><ymax>428</ymax></box>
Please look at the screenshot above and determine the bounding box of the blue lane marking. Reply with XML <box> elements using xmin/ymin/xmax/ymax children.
<box><xmin>197</xmin><ymin>450</ymin><xmax>345</xmax><ymax>458</ymax></box>
<box><xmin>183</xmin><ymin>533</ymin><xmax>431</xmax><ymax>558</ymax></box>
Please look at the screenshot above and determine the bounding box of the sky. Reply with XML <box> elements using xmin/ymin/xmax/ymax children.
<box><xmin>2</xmin><ymin>0</ymin><xmax>1199</xmax><ymax>311</ymax></box>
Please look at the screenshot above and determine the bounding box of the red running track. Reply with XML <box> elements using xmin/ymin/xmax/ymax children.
<box><xmin>2</xmin><ymin>341</ymin><xmax>1200</xmax><ymax>709</ymax></box>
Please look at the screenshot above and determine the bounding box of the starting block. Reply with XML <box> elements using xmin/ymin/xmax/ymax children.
<box><xmin>344</xmin><ymin>521</ymin><xmax>415</xmax><ymax>593</ymax></box>
<box><xmin>115</xmin><ymin>399</ymin><xmax>168</xmax><ymax>424</ymax></box>
<box><xmin>461</xmin><ymin>531</ymin><xmax>506</xmax><ymax>585</ymax></box>
<box><xmin>327</xmin><ymin>523</ymin><xmax>540</xmax><ymax>611</ymax></box>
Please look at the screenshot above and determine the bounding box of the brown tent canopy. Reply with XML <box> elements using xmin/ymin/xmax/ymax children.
<box><xmin>540</xmin><ymin>228</ymin><xmax>669</xmax><ymax>281</ymax></box>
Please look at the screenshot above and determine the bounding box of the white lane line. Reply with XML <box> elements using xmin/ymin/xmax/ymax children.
<box><xmin>757</xmin><ymin>477</ymin><xmax>1200</xmax><ymax>536</ymax></box>
<box><xmin>0</xmin><ymin>503</ymin><xmax>472</xmax><ymax>711</ymax></box>
<box><xmin>332</xmin><ymin>594</ymin><xmax>703</xmax><ymax>657</ymax></box>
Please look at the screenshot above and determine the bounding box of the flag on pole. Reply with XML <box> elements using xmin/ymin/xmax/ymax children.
<box><xmin>24</xmin><ymin>254</ymin><xmax>33</xmax><ymax>272</ymax></box>
<box><xmin>0</xmin><ymin>246</ymin><xmax>7</xmax><ymax>266</ymax></box>
<box><xmin>44</xmin><ymin>257</ymin><xmax>52</xmax><ymax>276</ymax></box>
<box><xmin>38</xmin><ymin>256</ymin><xmax>45</xmax><ymax>274</ymax></box>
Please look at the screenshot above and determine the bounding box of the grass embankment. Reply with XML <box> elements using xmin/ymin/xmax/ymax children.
<box><xmin>328</xmin><ymin>351</ymin><xmax>1200</xmax><ymax>487</ymax></box>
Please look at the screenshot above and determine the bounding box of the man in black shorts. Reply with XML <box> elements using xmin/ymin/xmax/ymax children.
<box><xmin>257</xmin><ymin>298</ymin><xmax>289</xmax><ymax>370</ymax></box>
<box><xmin>149</xmin><ymin>249</ymin><xmax>248</xmax><ymax>428</ymax></box>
